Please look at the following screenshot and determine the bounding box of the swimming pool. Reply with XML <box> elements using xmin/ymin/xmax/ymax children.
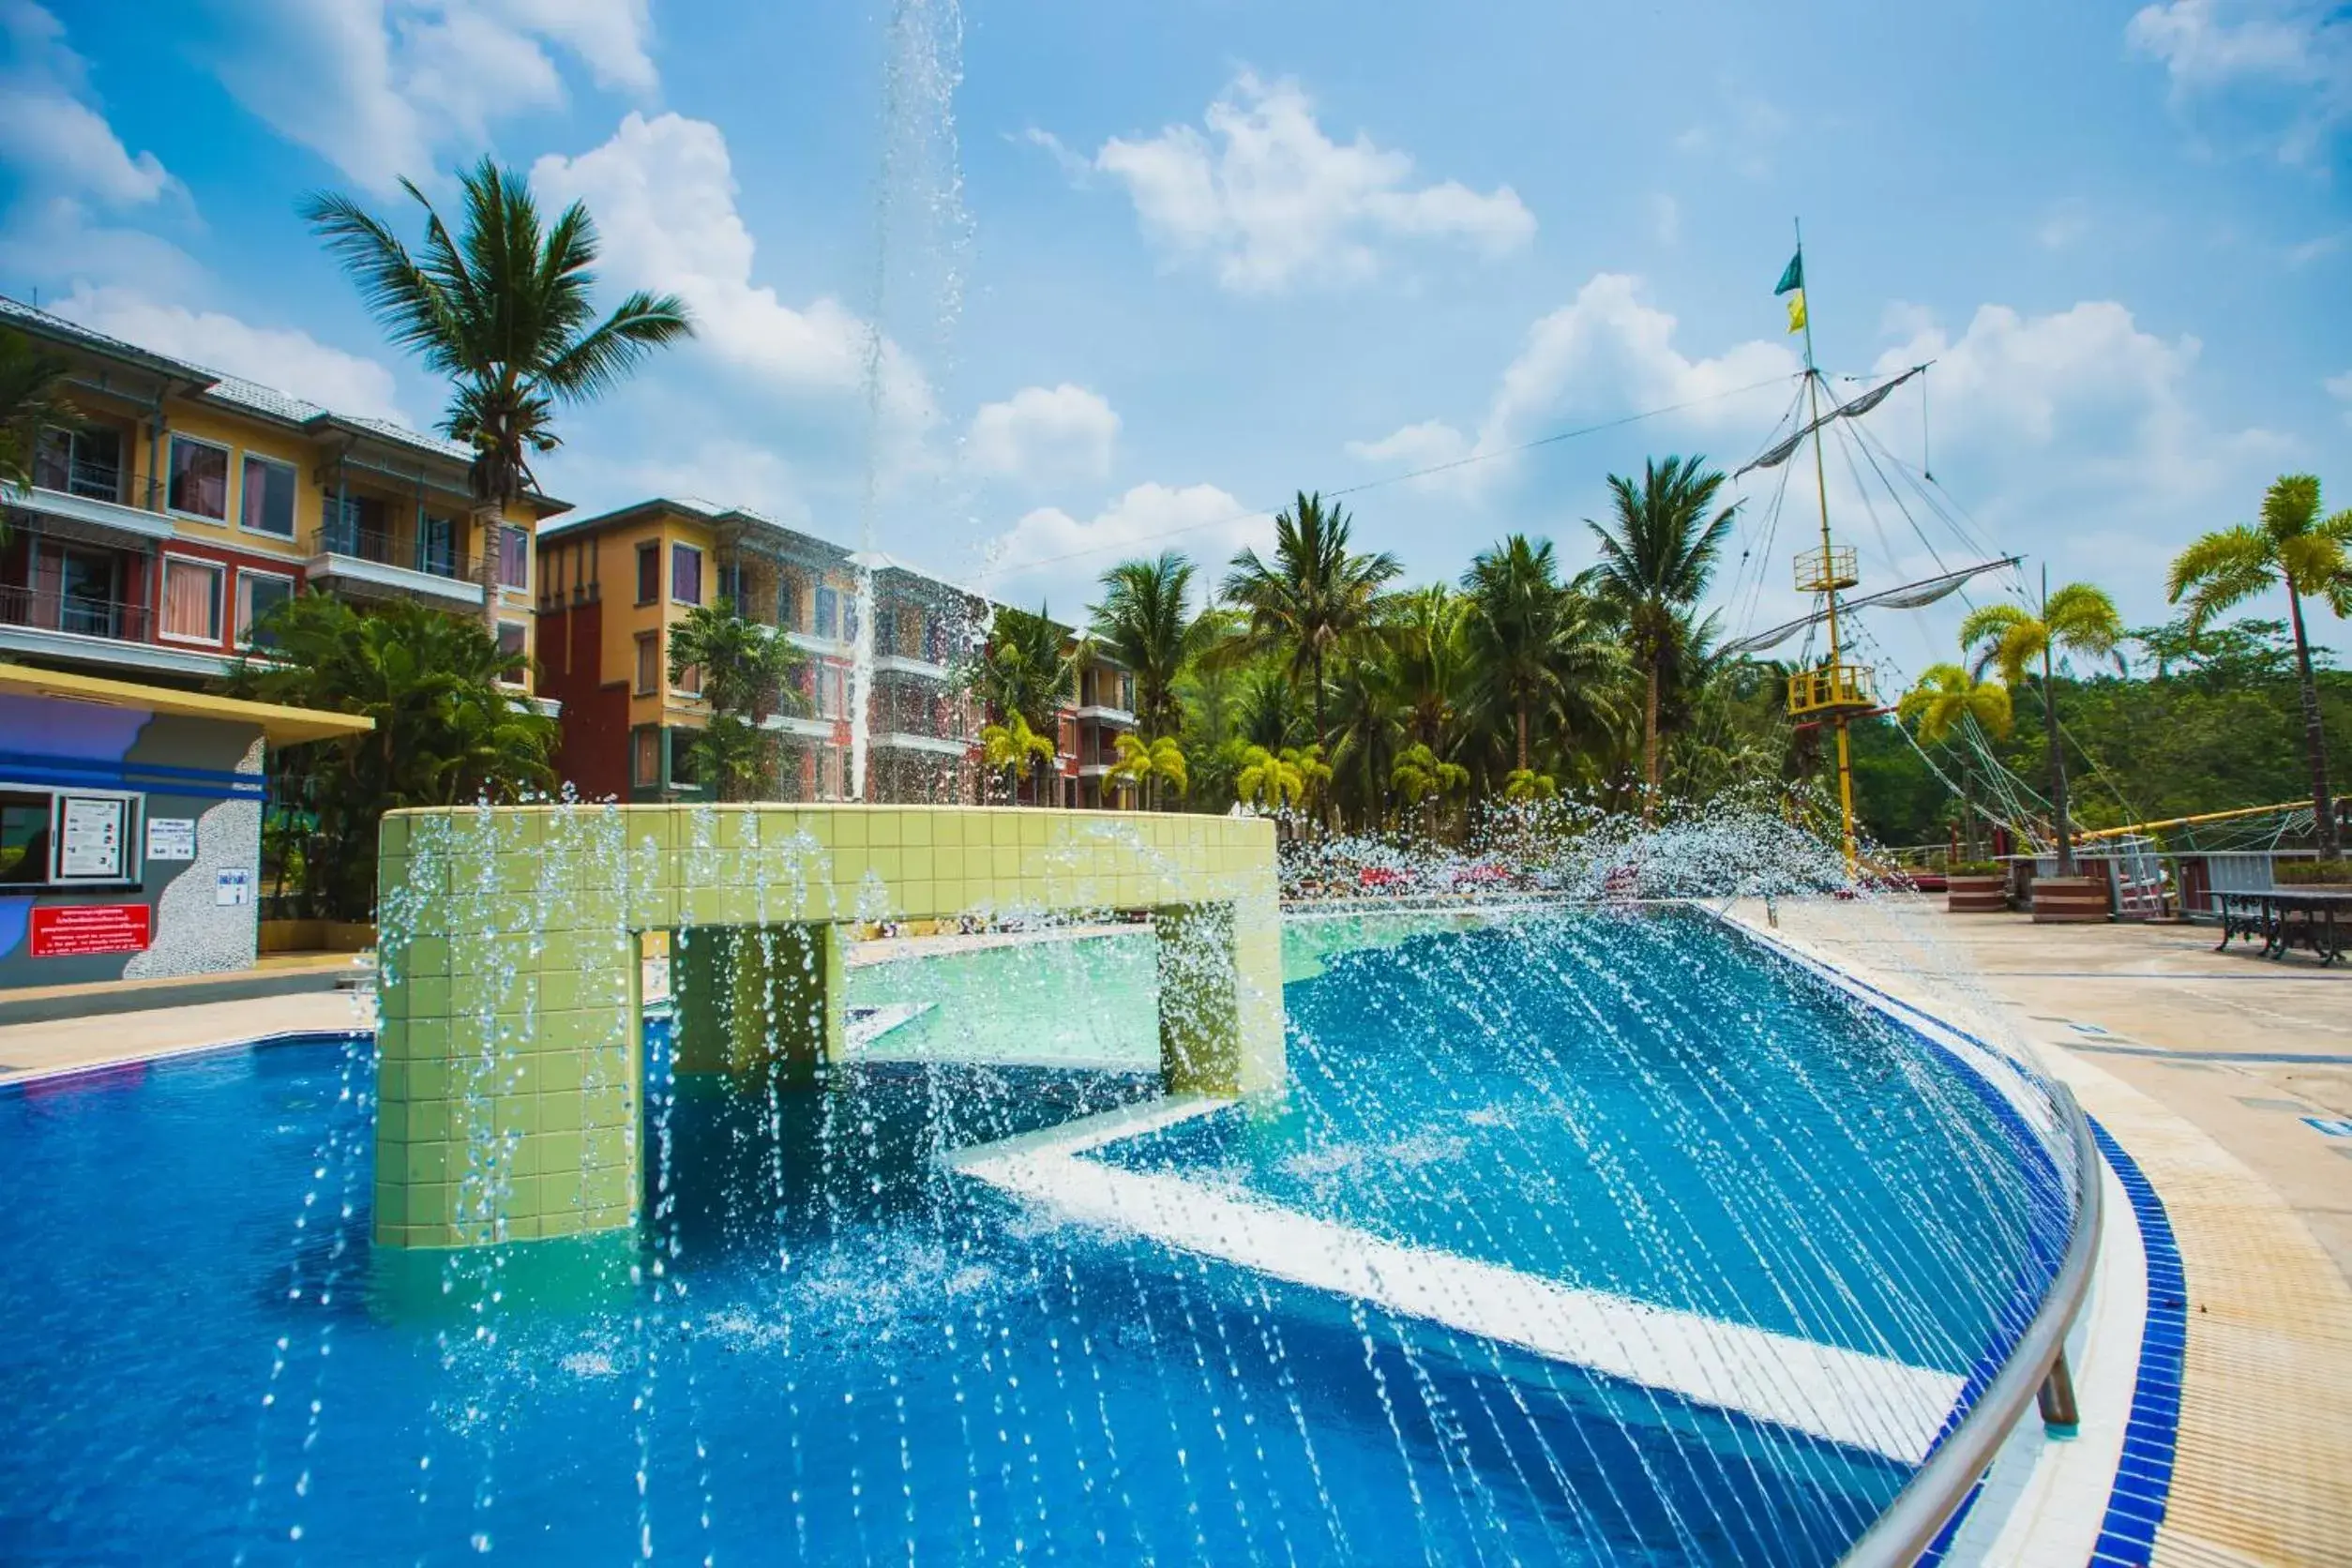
<box><xmin>0</xmin><ymin>910</ymin><xmax>2070</xmax><ymax>1563</ymax></box>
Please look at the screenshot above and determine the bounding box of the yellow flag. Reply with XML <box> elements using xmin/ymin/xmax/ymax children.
<box><xmin>1786</xmin><ymin>289</ymin><xmax>1807</xmax><ymax>334</ymax></box>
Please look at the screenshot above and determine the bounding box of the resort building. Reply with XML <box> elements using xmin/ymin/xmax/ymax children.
<box><xmin>532</xmin><ymin>499</ymin><xmax>988</xmax><ymax>804</ymax></box>
<box><xmin>0</xmin><ymin>295</ymin><xmax>565</xmax><ymax>700</ymax></box>
<box><xmin>1060</xmin><ymin>642</ymin><xmax>1139</xmax><ymax>808</ymax></box>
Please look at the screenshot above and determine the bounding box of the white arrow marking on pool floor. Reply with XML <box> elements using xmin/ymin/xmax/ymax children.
<box><xmin>951</xmin><ymin>1097</ymin><xmax>1965</xmax><ymax>1467</ymax></box>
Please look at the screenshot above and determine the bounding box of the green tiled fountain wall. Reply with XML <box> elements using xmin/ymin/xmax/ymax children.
<box><xmin>372</xmin><ymin>805</ymin><xmax>1283</xmax><ymax>1249</ymax></box>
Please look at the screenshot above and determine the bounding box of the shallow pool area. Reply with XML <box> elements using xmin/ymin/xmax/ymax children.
<box><xmin>0</xmin><ymin>910</ymin><xmax>2073</xmax><ymax>1564</ymax></box>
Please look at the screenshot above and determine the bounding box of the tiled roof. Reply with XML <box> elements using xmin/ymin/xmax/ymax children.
<box><xmin>0</xmin><ymin>294</ymin><xmax>215</xmax><ymax>381</ymax></box>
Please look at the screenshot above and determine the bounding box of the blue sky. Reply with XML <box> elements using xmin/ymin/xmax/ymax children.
<box><xmin>3</xmin><ymin>0</ymin><xmax>2347</xmax><ymax>671</ymax></box>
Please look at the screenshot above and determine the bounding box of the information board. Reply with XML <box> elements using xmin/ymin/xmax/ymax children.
<box><xmin>57</xmin><ymin>795</ymin><xmax>128</xmax><ymax>881</ymax></box>
<box><xmin>30</xmin><ymin>902</ymin><xmax>152</xmax><ymax>957</ymax></box>
<box><xmin>146</xmin><ymin>817</ymin><xmax>198</xmax><ymax>861</ymax></box>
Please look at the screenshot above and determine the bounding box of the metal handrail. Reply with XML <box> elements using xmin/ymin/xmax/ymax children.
<box><xmin>1837</xmin><ymin>1081</ymin><xmax>2104</xmax><ymax>1567</ymax></box>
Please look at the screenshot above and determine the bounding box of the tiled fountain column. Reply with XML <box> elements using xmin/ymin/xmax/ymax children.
<box><xmin>373</xmin><ymin>805</ymin><xmax>1281</xmax><ymax>1248</ymax></box>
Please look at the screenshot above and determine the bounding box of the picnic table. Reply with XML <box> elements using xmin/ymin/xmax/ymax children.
<box><xmin>2215</xmin><ymin>888</ymin><xmax>2352</xmax><ymax>964</ymax></box>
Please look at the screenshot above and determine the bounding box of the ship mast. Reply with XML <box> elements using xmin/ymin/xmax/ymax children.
<box><xmin>1783</xmin><ymin>220</ymin><xmax>1873</xmax><ymax>875</ymax></box>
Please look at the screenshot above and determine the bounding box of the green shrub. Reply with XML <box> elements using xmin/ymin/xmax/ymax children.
<box><xmin>1948</xmin><ymin>860</ymin><xmax>2003</xmax><ymax>876</ymax></box>
<box><xmin>2276</xmin><ymin>858</ymin><xmax>2352</xmax><ymax>885</ymax></box>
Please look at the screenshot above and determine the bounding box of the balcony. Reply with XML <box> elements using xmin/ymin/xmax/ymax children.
<box><xmin>872</xmin><ymin>651</ymin><xmax>951</xmax><ymax>681</ymax></box>
<box><xmin>306</xmin><ymin>522</ymin><xmax>486</xmax><ymax>609</ymax></box>
<box><xmin>870</xmin><ymin>730</ymin><xmax>970</xmax><ymax>759</ymax></box>
<box><xmin>2</xmin><ymin>479</ymin><xmax>173</xmax><ymax>549</ymax></box>
<box><xmin>0</xmin><ymin>583</ymin><xmax>229</xmax><ymax>679</ymax></box>
<box><xmin>1072</xmin><ymin>702</ymin><xmax>1135</xmax><ymax>726</ymax></box>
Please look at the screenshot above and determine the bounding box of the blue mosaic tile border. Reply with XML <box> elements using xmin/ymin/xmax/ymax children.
<box><xmin>2085</xmin><ymin>1119</ymin><xmax>2183</xmax><ymax>1568</ymax></box>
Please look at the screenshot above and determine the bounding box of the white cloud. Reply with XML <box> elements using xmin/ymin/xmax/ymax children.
<box><xmin>965</xmin><ymin>384</ymin><xmax>1119</xmax><ymax>485</ymax></box>
<box><xmin>51</xmin><ymin>283</ymin><xmax>413</xmax><ymax>426</ymax></box>
<box><xmin>980</xmin><ymin>482</ymin><xmax>1270</xmax><ymax>614</ymax></box>
<box><xmin>531</xmin><ymin>113</ymin><xmax>936</xmax><ymax>450</ymax></box>
<box><xmin>1089</xmin><ymin>71</ymin><xmax>1534</xmax><ymax>293</ymax></box>
<box><xmin>1670</xmin><ymin>94</ymin><xmax>1789</xmax><ymax>179</ymax></box>
<box><xmin>1648</xmin><ymin>193</ymin><xmax>1681</xmax><ymax>248</ymax></box>
<box><xmin>0</xmin><ymin>1</ymin><xmax>181</xmax><ymax>206</ymax></box>
<box><xmin>2126</xmin><ymin>0</ymin><xmax>2352</xmax><ymax>162</ymax></box>
<box><xmin>209</xmin><ymin>0</ymin><xmax>657</xmax><ymax>194</ymax></box>
<box><xmin>2328</xmin><ymin>369</ymin><xmax>2352</xmax><ymax>424</ymax></box>
<box><xmin>1349</xmin><ymin>273</ymin><xmax>1799</xmax><ymax>496</ymax></box>
<box><xmin>2037</xmin><ymin>198</ymin><xmax>2092</xmax><ymax>249</ymax></box>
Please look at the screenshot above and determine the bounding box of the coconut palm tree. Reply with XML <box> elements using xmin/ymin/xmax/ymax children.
<box><xmin>1462</xmin><ymin>535</ymin><xmax>1619</xmax><ymax>780</ymax></box>
<box><xmin>1961</xmin><ymin>581</ymin><xmax>2123</xmax><ymax>875</ymax></box>
<box><xmin>980</xmin><ymin>714</ymin><xmax>1057</xmax><ymax>804</ymax></box>
<box><xmin>2166</xmin><ymin>474</ymin><xmax>2352</xmax><ymax>858</ymax></box>
<box><xmin>303</xmin><ymin>158</ymin><xmax>694</xmax><ymax>627</ymax></box>
<box><xmin>974</xmin><ymin>604</ymin><xmax>1073</xmax><ymax>733</ymax></box>
<box><xmin>1108</xmin><ymin>732</ymin><xmax>1188</xmax><ymax>810</ymax></box>
<box><xmin>0</xmin><ymin>325</ymin><xmax>76</xmax><ymax>545</ymax></box>
<box><xmin>1234</xmin><ymin>745</ymin><xmax>1304</xmax><ymax>812</ymax></box>
<box><xmin>1220</xmin><ymin>492</ymin><xmax>1401</xmax><ymax>777</ymax></box>
<box><xmin>1091</xmin><ymin>551</ymin><xmax>1215</xmax><ymax>739</ymax></box>
<box><xmin>1580</xmin><ymin>457</ymin><xmax>1737</xmax><ymax>821</ymax></box>
<box><xmin>1898</xmin><ymin>663</ymin><xmax>2013</xmax><ymax>862</ymax></box>
<box><xmin>1382</xmin><ymin>584</ymin><xmax>1468</xmax><ymax>752</ymax></box>
<box><xmin>668</xmin><ymin>602</ymin><xmax>805</xmax><ymax>801</ymax></box>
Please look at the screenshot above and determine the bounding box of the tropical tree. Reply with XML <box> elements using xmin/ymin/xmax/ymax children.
<box><xmin>1220</xmin><ymin>491</ymin><xmax>1401</xmax><ymax>790</ymax></box>
<box><xmin>1382</xmin><ymin>584</ymin><xmax>1469</xmax><ymax>751</ymax></box>
<box><xmin>226</xmin><ymin>593</ymin><xmax>555</xmax><ymax>918</ymax></box>
<box><xmin>1462</xmin><ymin>535</ymin><xmax>1619</xmax><ymax>780</ymax></box>
<box><xmin>979</xmin><ymin>714</ymin><xmax>1057</xmax><ymax>804</ymax></box>
<box><xmin>1897</xmin><ymin>663</ymin><xmax>2013</xmax><ymax>862</ymax></box>
<box><xmin>1580</xmin><ymin>456</ymin><xmax>1738</xmax><ymax>821</ymax></box>
<box><xmin>1092</xmin><ymin>551</ymin><xmax>1216</xmax><ymax>739</ymax></box>
<box><xmin>974</xmin><ymin>604</ymin><xmax>1073</xmax><ymax>734</ymax></box>
<box><xmin>1391</xmin><ymin>743</ymin><xmax>1469</xmax><ymax>837</ymax></box>
<box><xmin>1108</xmin><ymin>732</ymin><xmax>1188</xmax><ymax>810</ymax></box>
<box><xmin>2166</xmin><ymin>474</ymin><xmax>2352</xmax><ymax>857</ymax></box>
<box><xmin>1502</xmin><ymin>767</ymin><xmax>1559</xmax><ymax>803</ymax></box>
<box><xmin>303</xmin><ymin>158</ymin><xmax>694</xmax><ymax>627</ymax></box>
<box><xmin>1234</xmin><ymin>745</ymin><xmax>1305</xmax><ymax>812</ymax></box>
<box><xmin>0</xmin><ymin>326</ymin><xmax>76</xmax><ymax>544</ymax></box>
<box><xmin>1961</xmin><ymin>582</ymin><xmax>2124</xmax><ymax>875</ymax></box>
<box><xmin>668</xmin><ymin>602</ymin><xmax>804</xmax><ymax>801</ymax></box>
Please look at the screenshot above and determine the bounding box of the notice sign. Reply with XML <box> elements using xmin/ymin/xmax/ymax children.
<box><xmin>57</xmin><ymin>795</ymin><xmax>128</xmax><ymax>881</ymax></box>
<box><xmin>146</xmin><ymin>818</ymin><xmax>198</xmax><ymax>862</ymax></box>
<box><xmin>215</xmin><ymin>868</ymin><xmax>253</xmax><ymax>907</ymax></box>
<box><xmin>30</xmin><ymin>902</ymin><xmax>152</xmax><ymax>957</ymax></box>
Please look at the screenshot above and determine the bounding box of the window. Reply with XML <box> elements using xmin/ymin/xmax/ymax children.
<box><xmin>674</xmin><ymin>661</ymin><xmax>702</xmax><ymax>699</ymax></box>
<box><xmin>635</xmin><ymin>633</ymin><xmax>659</xmax><ymax>695</ymax></box>
<box><xmin>496</xmin><ymin>621</ymin><xmax>526</xmax><ymax>667</ymax></box>
<box><xmin>35</xmin><ymin>424</ymin><xmax>123</xmax><ymax>502</ymax></box>
<box><xmin>777</xmin><ymin>576</ymin><xmax>801</xmax><ymax>631</ymax></box>
<box><xmin>321</xmin><ymin>491</ymin><xmax>389</xmax><ymax>561</ymax></box>
<box><xmin>716</xmin><ymin>562</ymin><xmax>745</xmax><ymax>616</ymax></box>
<box><xmin>671</xmin><ymin>543</ymin><xmax>702</xmax><ymax>607</ymax></box>
<box><xmin>875</xmin><ymin>609</ymin><xmax>897</xmax><ymax>656</ymax></box>
<box><xmin>167</xmin><ymin>436</ymin><xmax>229</xmax><ymax>520</ymax></box>
<box><xmin>420</xmin><ymin>516</ymin><xmax>458</xmax><ymax>579</ymax></box>
<box><xmin>240</xmin><ymin>455</ymin><xmax>296</xmax><ymax>537</ymax></box>
<box><xmin>160</xmin><ymin>557</ymin><xmax>222</xmax><ymax>642</ymax></box>
<box><xmin>636</xmin><ymin>542</ymin><xmax>660</xmax><ymax>605</ymax></box>
<box><xmin>814</xmin><ymin>585</ymin><xmax>839</xmax><ymax>640</ymax></box>
<box><xmin>236</xmin><ymin>571</ymin><xmax>294</xmax><ymax>647</ymax></box>
<box><xmin>498</xmin><ymin>526</ymin><xmax>530</xmax><ymax>590</ymax></box>
<box><xmin>0</xmin><ymin>791</ymin><xmax>52</xmax><ymax>885</ymax></box>
<box><xmin>668</xmin><ymin>734</ymin><xmax>701</xmax><ymax>788</ymax></box>
<box><xmin>632</xmin><ymin>728</ymin><xmax>661</xmax><ymax>789</ymax></box>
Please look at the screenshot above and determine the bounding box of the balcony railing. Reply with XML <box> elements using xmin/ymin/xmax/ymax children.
<box><xmin>316</xmin><ymin>522</ymin><xmax>474</xmax><ymax>582</ymax></box>
<box><xmin>32</xmin><ymin>456</ymin><xmax>126</xmax><ymax>505</ymax></box>
<box><xmin>1787</xmin><ymin>663</ymin><xmax>1878</xmax><ymax>718</ymax></box>
<box><xmin>0</xmin><ymin>584</ymin><xmax>153</xmax><ymax>643</ymax></box>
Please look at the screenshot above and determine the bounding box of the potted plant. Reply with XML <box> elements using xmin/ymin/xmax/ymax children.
<box><xmin>1946</xmin><ymin>859</ymin><xmax>2008</xmax><ymax>913</ymax></box>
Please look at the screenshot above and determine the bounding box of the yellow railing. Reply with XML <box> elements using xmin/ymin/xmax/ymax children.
<box><xmin>1794</xmin><ymin>545</ymin><xmax>1859</xmax><ymax>594</ymax></box>
<box><xmin>1787</xmin><ymin>663</ymin><xmax>1877</xmax><ymax>717</ymax></box>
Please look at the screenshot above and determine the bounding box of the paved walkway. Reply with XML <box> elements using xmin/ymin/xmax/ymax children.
<box><xmin>1736</xmin><ymin>897</ymin><xmax>2352</xmax><ymax>1568</ymax></box>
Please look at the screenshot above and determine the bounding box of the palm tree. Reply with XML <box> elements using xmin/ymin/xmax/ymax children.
<box><xmin>668</xmin><ymin>603</ymin><xmax>805</xmax><ymax>801</ymax></box>
<box><xmin>1220</xmin><ymin>491</ymin><xmax>1401</xmax><ymax>785</ymax></box>
<box><xmin>303</xmin><ymin>158</ymin><xmax>694</xmax><ymax>628</ymax></box>
<box><xmin>1463</xmin><ymin>535</ymin><xmax>1618</xmax><ymax>779</ymax></box>
<box><xmin>1961</xmin><ymin>581</ymin><xmax>2123</xmax><ymax>875</ymax></box>
<box><xmin>2166</xmin><ymin>474</ymin><xmax>2352</xmax><ymax>858</ymax></box>
<box><xmin>1235</xmin><ymin>745</ymin><xmax>1306</xmax><ymax>812</ymax></box>
<box><xmin>1898</xmin><ymin>663</ymin><xmax>2013</xmax><ymax>862</ymax></box>
<box><xmin>0</xmin><ymin>326</ymin><xmax>76</xmax><ymax>545</ymax></box>
<box><xmin>1108</xmin><ymin>732</ymin><xmax>1188</xmax><ymax>810</ymax></box>
<box><xmin>1383</xmin><ymin>584</ymin><xmax>1468</xmax><ymax>752</ymax></box>
<box><xmin>1092</xmin><ymin>551</ymin><xmax>1215</xmax><ymax>739</ymax></box>
<box><xmin>980</xmin><ymin>714</ymin><xmax>1057</xmax><ymax>804</ymax></box>
<box><xmin>975</xmin><ymin>604</ymin><xmax>1073</xmax><ymax>732</ymax></box>
<box><xmin>1502</xmin><ymin>767</ymin><xmax>1559</xmax><ymax>803</ymax></box>
<box><xmin>1391</xmin><ymin>743</ymin><xmax>1468</xmax><ymax>837</ymax></box>
<box><xmin>1580</xmin><ymin>457</ymin><xmax>1737</xmax><ymax>821</ymax></box>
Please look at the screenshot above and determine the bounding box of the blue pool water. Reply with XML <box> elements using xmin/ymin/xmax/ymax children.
<box><xmin>0</xmin><ymin>912</ymin><xmax>2062</xmax><ymax>1564</ymax></box>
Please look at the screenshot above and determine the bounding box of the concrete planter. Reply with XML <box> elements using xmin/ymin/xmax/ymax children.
<box><xmin>1946</xmin><ymin>874</ymin><xmax>2007</xmax><ymax>913</ymax></box>
<box><xmin>2031</xmin><ymin>875</ymin><xmax>2109</xmax><ymax>924</ymax></box>
<box><xmin>260</xmin><ymin>918</ymin><xmax>377</xmax><ymax>954</ymax></box>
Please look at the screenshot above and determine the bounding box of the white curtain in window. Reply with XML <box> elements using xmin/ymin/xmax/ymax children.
<box><xmin>162</xmin><ymin>560</ymin><xmax>220</xmax><ymax>640</ymax></box>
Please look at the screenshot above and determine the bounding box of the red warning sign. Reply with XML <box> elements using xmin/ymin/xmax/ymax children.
<box><xmin>29</xmin><ymin>902</ymin><xmax>152</xmax><ymax>957</ymax></box>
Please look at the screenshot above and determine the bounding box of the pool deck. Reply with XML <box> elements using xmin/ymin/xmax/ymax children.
<box><xmin>1731</xmin><ymin>896</ymin><xmax>2352</xmax><ymax>1568</ymax></box>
